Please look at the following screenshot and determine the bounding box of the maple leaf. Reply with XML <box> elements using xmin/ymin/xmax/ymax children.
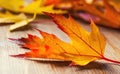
<box><xmin>10</xmin><ymin>13</ymin><xmax>120</xmax><ymax>66</ymax></box>
<box><xmin>0</xmin><ymin>11</ymin><xmax>36</xmax><ymax>31</ymax></box>
<box><xmin>0</xmin><ymin>0</ymin><xmax>66</xmax><ymax>14</ymax></box>
<box><xmin>54</xmin><ymin>0</ymin><xmax>120</xmax><ymax>28</ymax></box>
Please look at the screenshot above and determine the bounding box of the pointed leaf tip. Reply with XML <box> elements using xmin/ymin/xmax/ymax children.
<box><xmin>90</xmin><ymin>19</ymin><xmax>99</xmax><ymax>32</ymax></box>
<box><xmin>10</xmin><ymin>13</ymin><xmax>111</xmax><ymax>66</ymax></box>
<box><xmin>10</xmin><ymin>54</ymin><xmax>26</xmax><ymax>58</ymax></box>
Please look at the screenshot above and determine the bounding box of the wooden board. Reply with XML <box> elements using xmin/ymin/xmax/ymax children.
<box><xmin>0</xmin><ymin>19</ymin><xmax>120</xmax><ymax>74</ymax></box>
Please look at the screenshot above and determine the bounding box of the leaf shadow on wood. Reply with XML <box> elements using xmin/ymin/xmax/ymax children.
<box><xmin>76</xmin><ymin>62</ymin><xmax>108</xmax><ymax>70</ymax></box>
<box><xmin>36</xmin><ymin>61</ymin><xmax>71</xmax><ymax>67</ymax></box>
<box><xmin>10</xmin><ymin>25</ymin><xmax>33</xmax><ymax>32</ymax></box>
<box><xmin>0</xmin><ymin>23</ymin><xmax>34</xmax><ymax>32</ymax></box>
<box><xmin>75</xmin><ymin>62</ymin><xmax>119</xmax><ymax>73</ymax></box>
<box><xmin>0</xmin><ymin>23</ymin><xmax>13</xmax><ymax>26</ymax></box>
<box><xmin>35</xmin><ymin>60</ymin><xmax>119</xmax><ymax>72</ymax></box>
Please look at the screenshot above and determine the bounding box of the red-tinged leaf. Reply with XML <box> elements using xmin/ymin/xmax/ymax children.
<box><xmin>54</xmin><ymin>0</ymin><xmax>120</xmax><ymax>28</ymax></box>
<box><xmin>10</xmin><ymin>13</ymin><xmax>120</xmax><ymax>66</ymax></box>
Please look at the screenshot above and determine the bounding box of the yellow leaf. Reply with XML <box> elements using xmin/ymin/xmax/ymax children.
<box><xmin>20</xmin><ymin>0</ymin><xmax>66</xmax><ymax>14</ymax></box>
<box><xmin>0</xmin><ymin>0</ymin><xmax>24</xmax><ymax>12</ymax></box>
<box><xmin>9</xmin><ymin>13</ymin><xmax>36</xmax><ymax>31</ymax></box>
<box><xmin>0</xmin><ymin>11</ymin><xmax>27</xmax><ymax>23</ymax></box>
<box><xmin>0</xmin><ymin>11</ymin><xmax>36</xmax><ymax>31</ymax></box>
<box><xmin>0</xmin><ymin>0</ymin><xmax>66</xmax><ymax>14</ymax></box>
<box><xmin>46</xmin><ymin>13</ymin><xmax>106</xmax><ymax>65</ymax></box>
<box><xmin>11</xmin><ymin>13</ymin><xmax>120</xmax><ymax>66</ymax></box>
<box><xmin>10</xmin><ymin>13</ymin><xmax>105</xmax><ymax>66</ymax></box>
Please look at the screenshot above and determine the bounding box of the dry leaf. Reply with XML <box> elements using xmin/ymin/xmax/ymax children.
<box><xmin>0</xmin><ymin>0</ymin><xmax>66</xmax><ymax>14</ymax></box>
<box><xmin>0</xmin><ymin>11</ymin><xmax>35</xmax><ymax>31</ymax></box>
<box><xmin>54</xmin><ymin>0</ymin><xmax>120</xmax><ymax>29</ymax></box>
<box><xmin>0</xmin><ymin>11</ymin><xmax>26</xmax><ymax>23</ymax></box>
<box><xmin>10</xmin><ymin>13</ymin><xmax>120</xmax><ymax>66</ymax></box>
<box><xmin>9</xmin><ymin>13</ymin><xmax>36</xmax><ymax>31</ymax></box>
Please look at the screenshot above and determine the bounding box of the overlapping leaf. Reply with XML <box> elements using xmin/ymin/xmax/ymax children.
<box><xmin>0</xmin><ymin>11</ymin><xmax>26</xmax><ymax>23</ymax></box>
<box><xmin>1</xmin><ymin>0</ymin><xmax>120</xmax><ymax>29</ymax></box>
<box><xmin>0</xmin><ymin>11</ymin><xmax>35</xmax><ymax>31</ymax></box>
<box><xmin>0</xmin><ymin>0</ymin><xmax>66</xmax><ymax>14</ymax></box>
<box><xmin>10</xmin><ymin>13</ymin><xmax>120</xmax><ymax>66</ymax></box>
<box><xmin>54</xmin><ymin>0</ymin><xmax>120</xmax><ymax>28</ymax></box>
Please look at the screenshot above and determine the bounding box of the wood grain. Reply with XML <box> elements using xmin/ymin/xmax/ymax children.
<box><xmin>0</xmin><ymin>19</ymin><xmax>120</xmax><ymax>74</ymax></box>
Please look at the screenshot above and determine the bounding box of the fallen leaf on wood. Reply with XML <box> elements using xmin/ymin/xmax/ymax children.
<box><xmin>54</xmin><ymin>0</ymin><xmax>120</xmax><ymax>29</ymax></box>
<box><xmin>9</xmin><ymin>13</ymin><xmax>36</xmax><ymax>31</ymax></box>
<box><xmin>0</xmin><ymin>11</ymin><xmax>26</xmax><ymax>23</ymax></box>
<box><xmin>0</xmin><ymin>0</ymin><xmax>67</xmax><ymax>14</ymax></box>
<box><xmin>10</xmin><ymin>13</ymin><xmax>120</xmax><ymax>66</ymax></box>
<box><xmin>0</xmin><ymin>11</ymin><xmax>36</xmax><ymax>31</ymax></box>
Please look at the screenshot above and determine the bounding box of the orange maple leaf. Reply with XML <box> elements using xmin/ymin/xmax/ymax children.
<box><xmin>10</xmin><ymin>13</ymin><xmax>120</xmax><ymax>66</ymax></box>
<box><xmin>54</xmin><ymin>0</ymin><xmax>120</xmax><ymax>28</ymax></box>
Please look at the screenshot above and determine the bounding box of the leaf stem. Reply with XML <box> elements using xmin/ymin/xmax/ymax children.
<box><xmin>102</xmin><ymin>56</ymin><xmax>120</xmax><ymax>64</ymax></box>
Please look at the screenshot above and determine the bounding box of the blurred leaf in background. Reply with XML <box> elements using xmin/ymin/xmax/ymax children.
<box><xmin>0</xmin><ymin>0</ymin><xmax>120</xmax><ymax>31</ymax></box>
<box><xmin>54</xmin><ymin>0</ymin><xmax>120</xmax><ymax>29</ymax></box>
<box><xmin>0</xmin><ymin>0</ymin><xmax>67</xmax><ymax>14</ymax></box>
<box><xmin>0</xmin><ymin>11</ymin><xmax>36</xmax><ymax>31</ymax></box>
